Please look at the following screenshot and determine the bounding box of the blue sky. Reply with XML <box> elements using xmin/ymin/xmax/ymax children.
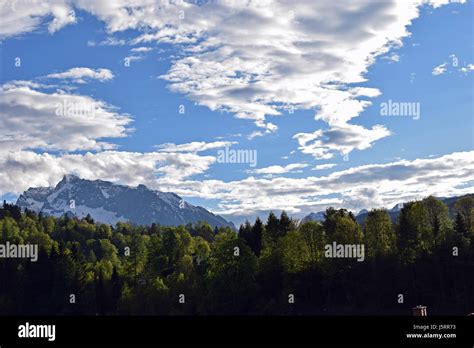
<box><xmin>0</xmin><ymin>0</ymin><xmax>473</xmax><ymax>225</ymax></box>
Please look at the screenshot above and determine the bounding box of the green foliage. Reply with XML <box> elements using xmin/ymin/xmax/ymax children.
<box><xmin>299</xmin><ymin>221</ymin><xmax>326</xmax><ymax>265</ymax></box>
<box><xmin>0</xmin><ymin>197</ymin><xmax>472</xmax><ymax>315</ymax></box>
<box><xmin>454</xmin><ymin>195</ymin><xmax>474</xmax><ymax>235</ymax></box>
<box><xmin>323</xmin><ymin>207</ymin><xmax>363</xmax><ymax>243</ymax></box>
<box><xmin>191</xmin><ymin>221</ymin><xmax>215</xmax><ymax>242</ymax></box>
<box><xmin>206</xmin><ymin>238</ymin><xmax>258</xmax><ymax>313</ymax></box>
<box><xmin>397</xmin><ymin>201</ymin><xmax>434</xmax><ymax>262</ymax></box>
<box><xmin>239</xmin><ymin>217</ymin><xmax>263</xmax><ymax>256</ymax></box>
<box><xmin>363</xmin><ymin>209</ymin><xmax>395</xmax><ymax>258</ymax></box>
<box><xmin>422</xmin><ymin>196</ymin><xmax>451</xmax><ymax>244</ymax></box>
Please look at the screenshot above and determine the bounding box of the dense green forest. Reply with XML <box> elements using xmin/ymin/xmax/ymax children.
<box><xmin>0</xmin><ymin>195</ymin><xmax>473</xmax><ymax>315</ymax></box>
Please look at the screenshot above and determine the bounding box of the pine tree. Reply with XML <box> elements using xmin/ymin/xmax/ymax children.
<box><xmin>454</xmin><ymin>212</ymin><xmax>468</xmax><ymax>244</ymax></box>
<box><xmin>264</xmin><ymin>211</ymin><xmax>280</xmax><ymax>246</ymax></box>
<box><xmin>279</xmin><ymin>211</ymin><xmax>293</xmax><ymax>237</ymax></box>
<box><xmin>250</xmin><ymin>217</ymin><xmax>264</xmax><ymax>257</ymax></box>
<box><xmin>111</xmin><ymin>267</ymin><xmax>122</xmax><ymax>312</ymax></box>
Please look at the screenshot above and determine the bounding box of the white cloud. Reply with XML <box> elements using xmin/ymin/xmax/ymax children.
<box><xmin>247</xmin><ymin>131</ymin><xmax>264</xmax><ymax>140</ymax></box>
<box><xmin>313</xmin><ymin>163</ymin><xmax>337</xmax><ymax>170</ymax></box>
<box><xmin>294</xmin><ymin>124</ymin><xmax>391</xmax><ymax>159</ymax></box>
<box><xmin>99</xmin><ymin>37</ymin><xmax>126</xmax><ymax>46</ymax></box>
<box><xmin>0</xmin><ymin>0</ymin><xmax>465</xmax><ymax>157</ymax></box>
<box><xmin>0</xmin><ymin>150</ymin><xmax>216</xmax><ymax>195</ymax></box>
<box><xmin>45</xmin><ymin>67</ymin><xmax>114</xmax><ymax>83</ymax></box>
<box><xmin>383</xmin><ymin>53</ymin><xmax>401</xmax><ymax>62</ymax></box>
<box><xmin>48</xmin><ymin>4</ymin><xmax>76</xmax><ymax>34</ymax></box>
<box><xmin>0</xmin><ymin>0</ymin><xmax>471</xmax><ymax>221</ymax></box>
<box><xmin>87</xmin><ymin>37</ymin><xmax>127</xmax><ymax>46</ymax></box>
<box><xmin>180</xmin><ymin>151</ymin><xmax>474</xmax><ymax>217</ymax></box>
<box><xmin>460</xmin><ymin>63</ymin><xmax>474</xmax><ymax>74</ymax></box>
<box><xmin>1</xmin><ymin>146</ymin><xmax>472</xmax><ymax>221</ymax></box>
<box><xmin>156</xmin><ymin>141</ymin><xmax>237</xmax><ymax>153</ymax></box>
<box><xmin>123</xmin><ymin>55</ymin><xmax>143</xmax><ymax>64</ymax></box>
<box><xmin>432</xmin><ymin>63</ymin><xmax>447</xmax><ymax>75</ymax></box>
<box><xmin>0</xmin><ymin>81</ymin><xmax>131</xmax><ymax>152</ymax></box>
<box><xmin>131</xmin><ymin>46</ymin><xmax>152</xmax><ymax>52</ymax></box>
<box><xmin>250</xmin><ymin>163</ymin><xmax>308</xmax><ymax>175</ymax></box>
<box><xmin>0</xmin><ymin>0</ymin><xmax>75</xmax><ymax>39</ymax></box>
<box><xmin>426</xmin><ymin>0</ymin><xmax>466</xmax><ymax>8</ymax></box>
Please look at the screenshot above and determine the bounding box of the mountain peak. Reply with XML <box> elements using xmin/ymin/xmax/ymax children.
<box><xmin>17</xmin><ymin>176</ymin><xmax>234</xmax><ymax>229</ymax></box>
<box><xmin>60</xmin><ymin>174</ymin><xmax>81</xmax><ymax>184</ymax></box>
<box><xmin>301</xmin><ymin>211</ymin><xmax>326</xmax><ymax>224</ymax></box>
<box><xmin>391</xmin><ymin>203</ymin><xmax>404</xmax><ymax>211</ymax></box>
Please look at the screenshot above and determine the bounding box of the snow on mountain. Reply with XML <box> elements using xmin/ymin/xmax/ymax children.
<box><xmin>301</xmin><ymin>211</ymin><xmax>326</xmax><ymax>224</ymax></box>
<box><xmin>16</xmin><ymin>175</ymin><xmax>234</xmax><ymax>229</ymax></box>
<box><xmin>390</xmin><ymin>203</ymin><xmax>404</xmax><ymax>212</ymax></box>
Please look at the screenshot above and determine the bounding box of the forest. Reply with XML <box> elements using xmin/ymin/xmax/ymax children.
<box><xmin>0</xmin><ymin>195</ymin><xmax>473</xmax><ymax>315</ymax></box>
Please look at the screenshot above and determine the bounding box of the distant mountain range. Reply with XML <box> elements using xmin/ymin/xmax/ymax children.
<box><xmin>16</xmin><ymin>175</ymin><xmax>234</xmax><ymax>229</ymax></box>
<box><xmin>16</xmin><ymin>176</ymin><xmax>472</xmax><ymax>230</ymax></box>
<box><xmin>301</xmin><ymin>211</ymin><xmax>326</xmax><ymax>224</ymax></box>
<box><xmin>354</xmin><ymin>203</ymin><xmax>405</xmax><ymax>225</ymax></box>
<box><xmin>302</xmin><ymin>195</ymin><xmax>473</xmax><ymax>225</ymax></box>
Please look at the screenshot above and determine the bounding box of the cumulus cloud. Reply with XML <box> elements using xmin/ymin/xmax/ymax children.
<box><xmin>0</xmin><ymin>150</ymin><xmax>216</xmax><ymax>195</ymax></box>
<box><xmin>294</xmin><ymin>124</ymin><xmax>391</xmax><ymax>159</ymax></box>
<box><xmin>0</xmin><ymin>0</ymin><xmax>471</xmax><ymax>222</ymax></box>
<box><xmin>432</xmin><ymin>63</ymin><xmax>447</xmax><ymax>76</ymax></box>
<box><xmin>247</xmin><ymin>131</ymin><xmax>264</xmax><ymax>140</ymax></box>
<box><xmin>189</xmin><ymin>151</ymin><xmax>474</xmax><ymax>217</ymax></box>
<box><xmin>151</xmin><ymin>0</ymin><xmax>450</xmax><ymax>156</ymax></box>
<box><xmin>87</xmin><ymin>37</ymin><xmax>128</xmax><ymax>47</ymax></box>
<box><xmin>97</xmin><ymin>37</ymin><xmax>127</xmax><ymax>46</ymax></box>
<box><xmin>313</xmin><ymin>163</ymin><xmax>337</xmax><ymax>171</ymax></box>
<box><xmin>0</xmin><ymin>81</ymin><xmax>131</xmax><ymax>152</ymax></box>
<box><xmin>123</xmin><ymin>55</ymin><xmax>143</xmax><ymax>65</ymax></box>
<box><xmin>0</xmin><ymin>0</ymin><xmax>75</xmax><ymax>39</ymax></box>
<box><xmin>155</xmin><ymin>141</ymin><xmax>237</xmax><ymax>153</ymax></box>
<box><xmin>383</xmin><ymin>53</ymin><xmax>401</xmax><ymax>62</ymax></box>
<box><xmin>0</xmin><ymin>0</ymin><xmax>465</xmax><ymax>157</ymax></box>
<box><xmin>44</xmin><ymin>67</ymin><xmax>114</xmax><ymax>83</ymax></box>
<box><xmin>460</xmin><ymin>63</ymin><xmax>474</xmax><ymax>74</ymax></box>
<box><xmin>47</xmin><ymin>3</ymin><xmax>76</xmax><ymax>34</ymax></box>
<box><xmin>157</xmin><ymin>0</ymin><xmax>399</xmax><ymax>133</ymax></box>
<box><xmin>0</xmin><ymin>146</ymin><xmax>472</xmax><ymax>221</ymax></box>
<box><xmin>131</xmin><ymin>46</ymin><xmax>152</xmax><ymax>53</ymax></box>
<box><xmin>249</xmin><ymin>163</ymin><xmax>308</xmax><ymax>175</ymax></box>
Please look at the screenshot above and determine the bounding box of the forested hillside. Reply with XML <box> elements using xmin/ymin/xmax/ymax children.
<box><xmin>0</xmin><ymin>195</ymin><xmax>473</xmax><ymax>315</ymax></box>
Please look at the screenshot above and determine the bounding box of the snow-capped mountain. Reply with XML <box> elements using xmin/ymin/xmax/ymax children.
<box><xmin>301</xmin><ymin>211</ymin><xmax>326</xmax><ymax>224</ymax></box>
<box><xmin>16</xmin><ymin>175</ymin><xmax>234</xmax><ymax>229</ymax></box>
<box><xmin>390</xmin><ymin>203</ymin><xmax>404</xmax><ymax>212</ymax></box>
<box><xmin>302</xmin><ymin>205</ymin><xmax>404</xmax><ymax>225</ymax></box>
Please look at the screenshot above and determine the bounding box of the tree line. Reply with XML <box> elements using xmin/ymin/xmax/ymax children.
<box><xmin>0</xmin><ymin>195</ymin><xmax>473</xmax><ymax>315</ymax></box>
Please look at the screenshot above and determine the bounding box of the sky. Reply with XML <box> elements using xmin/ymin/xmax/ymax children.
<box><xmin>0</xmin><ymin>0</ymin><xmax>473</xmax><ymax>225</ymax></box>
